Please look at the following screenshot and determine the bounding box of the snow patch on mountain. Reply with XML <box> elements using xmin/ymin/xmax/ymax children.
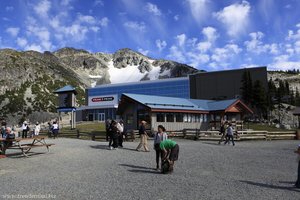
<box><xmin>107</xmin><ymin>60</ymin><xmax>145</xmax><ymax>84</ymax></box>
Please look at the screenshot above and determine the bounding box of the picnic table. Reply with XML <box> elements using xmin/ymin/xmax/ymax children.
<box><xmin>0</xmin><ymin>136</ymin><xmax>54</xmax><ymax>157</ymax></box>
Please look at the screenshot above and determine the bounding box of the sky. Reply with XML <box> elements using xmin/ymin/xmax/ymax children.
<box><xmin>0</xmin><ymin>0</ymin><xmax>300</xmax><ymax>71</ymax></box>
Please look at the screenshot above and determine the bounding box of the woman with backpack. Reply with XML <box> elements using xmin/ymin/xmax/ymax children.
<box><xmin>153</xmin><ymin>125</ymin><xmax>168</xmax><ymax>170</ymax></box>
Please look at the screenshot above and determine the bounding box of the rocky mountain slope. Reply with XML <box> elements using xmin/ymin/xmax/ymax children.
<box><xmin>268</xmin><ymin>71</ymin><xmax>300</xmax><ymax>92</ymax></box>
<box><xmin>0</xmin><ymin>47</ymin><xmax>198</xmax><ymax>122</ymax></box>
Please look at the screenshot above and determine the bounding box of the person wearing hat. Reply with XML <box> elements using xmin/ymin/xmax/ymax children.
<box><xmin>34</xmin><ymin>122</ymin><xmax>41</xmax><ymax>136</ymax></box>
<box><xmin>136</xmin><ymin>120</ymin><xmax>149</xmax><ymax>152</ymax></box>
<box><xmin>294</xmin><ymin>144</ymin><xmax>300</xmax><ymax>188</ymax></box>
<box><xmin>22</xmin><ymin>121</ymin><xmax>29</xmax><ymax>138</ymax></box>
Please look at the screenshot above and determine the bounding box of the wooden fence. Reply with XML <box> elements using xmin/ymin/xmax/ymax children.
<box><xmin>36</xmin><ymin>129</ymin><xmax>298</xmax><ymax>141</ymax></box>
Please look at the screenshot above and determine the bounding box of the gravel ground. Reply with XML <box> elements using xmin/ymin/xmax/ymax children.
<box><xmin>0</xmin><ymin>138</ymin><xmax>299</xmax><ymax>200</ymax></box>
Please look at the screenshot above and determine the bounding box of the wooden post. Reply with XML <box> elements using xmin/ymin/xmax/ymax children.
<box><xmin>76</xmin><ymin>129</ymin><xmax>80</xmax><ymax>139</ymax></box>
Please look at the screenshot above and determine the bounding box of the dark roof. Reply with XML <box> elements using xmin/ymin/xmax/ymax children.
<box><xmin>54</xmin><ymin>85</ymin><xmax>77</xmax><ymax>94</ymax></box>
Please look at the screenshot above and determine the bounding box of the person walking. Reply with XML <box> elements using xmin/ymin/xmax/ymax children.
<box><xmin>136</xmin><ymin>121</ymin><xmax>149</xmax><ymax>152</ymax></box>
<box><xmin>218</xmin><ymin>121</ymin><xmax>227</xmax><ymax>144</ymax></box>
<box><xmin>117</xmin><ymin>120</ymin><xmax>124</xmax><ymax>148</ymax></box>
<box><xmin>34</xmin><ymin>122</ymin><xmax>41</xmax><ymax>136</ymax></box>
<box><xmin>224</xmin><ymin>123</ymin><xmax>235</xmax><ymax>146</ymax></box>
<box><xmin>294</xmin><ymin>144</ymin><xmax>300</xmax><ymax>188</ymax></box>
<box><xmin>22</xmin><ymin>121</ymin><xmax>29</xmax><ymax>138</ymax></box>
<box><xmin>52</xmin><ymin>121</ymin><xmax>59</xmax><ymax>139</ymax></box>
<box><xmin>105</xmin><ymin>119</ymin><xmax>111</xmax><ymax>142</ymax></box>
<box><xmin>153</xmin><ymin>125</ymin><xmax>168</xmax><ymax>170</ymax></box>
<box><xmin>160</xmin><ymin>139</ymin><xmax>179</xmax><ymax>173</ymax></box>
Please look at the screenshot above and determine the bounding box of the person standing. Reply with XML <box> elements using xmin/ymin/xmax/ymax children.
<box><xmin>224</xmin><ymin>123</ymin><xmax>235</xmax><ymax>146</ymax></box>
<box><xmin>105</xmin><ymin>119</ymin><xmax>111</xmax><ymax>142</ymax></box>
<box><xmin>34</xmin><ymin>122</ymin><xmax>41</xmax><ymax>136</ymax></box>
<box><xmin>136</xmin><ymin>121</ymin><xmax>149</xmax><ymax>152</ymax></box>
<box><xmin>153</xmin><ymin>125</ymin><xmax>168</xmax><ymax>170</ymax></box>
<box><xmin>110</xmin><ymin>120</ymin><xmax>119</xmax><ymax>150</ymax></box>
<box><xmin>160</xmin><ymin>139</ymin><xmax>179</xmax><ymax>173</ymax></box>
<box><xmin>117</xmin><ymin>120</ymin><xmax>124</xmax><ymax>148</ymax></box>
<box><xmin>22</xmin><ymin>121</ymin><xmax>29</xmax><ymax>138</ymax></box>
<box><xmin>294</xmin><ymin>144</ymin><xmax>300</xmax><ymax>188</ymax></box>
<box><xmin>218</xmin><ymin>121</ymin><xmax>227</xmax><ymax>144</ymax></box>
<box><xmin>52</xmin><ymin>121</ymin><xmax>59</xmax><ymax>139</ymax></box>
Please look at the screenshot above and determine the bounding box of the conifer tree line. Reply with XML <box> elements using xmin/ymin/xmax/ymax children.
<box><xmin>240</xmin><ymin>70</ymin><xmax>300</xmax><ymax>119</ymax></box>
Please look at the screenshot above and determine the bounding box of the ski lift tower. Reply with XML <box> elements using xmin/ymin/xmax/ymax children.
<box><xmin>54</xmin><ymin>85</ymin><xmax>77</xmax><ymax>129</ymax></box>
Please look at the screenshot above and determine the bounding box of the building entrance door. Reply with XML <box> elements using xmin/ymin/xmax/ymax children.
<box><xmin>88</xmin><ymin>114</ymin><xmax>94</xmax><ymax>121</ymax></box>
<box><xmin>98</xmin><ymin>113</ymin><xmax>105</xmax><ymax>122</ymax></box>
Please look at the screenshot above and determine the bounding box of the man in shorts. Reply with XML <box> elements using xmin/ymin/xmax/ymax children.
<box><xmin>160</xmin><ymin>139</ymin><xmax>179</xmax><ymax>173</ymax></box>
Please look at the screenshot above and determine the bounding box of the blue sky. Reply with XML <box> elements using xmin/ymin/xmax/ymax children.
<box><xmin>1</xmin><ymin>0</ymin><xmax>300</xmax><ymax>71</ymax></box>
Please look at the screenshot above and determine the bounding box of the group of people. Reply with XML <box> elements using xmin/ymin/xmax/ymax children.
<box><xmin>218</xmin><ymin>121</ymin><xmax>236</xmax><ymax>146</ymax></box>
<box><xmin>21</xmin><ymin>121</ymin><xmax>41</xmax><ymax>138</ymax></box>
<box><xmin>105</xmin><ymin>119</ymin><xmax>180</xmax><ymax>173</ymax></box>
<box><xmin>135</xmin><ymin>120</ymin><xmax>179</xmax><ymax>173</ymax></box>
<box><xmin>105</xmin><ymin>119</ymin><xmax>124</xmax><ymax>150</ymax></box>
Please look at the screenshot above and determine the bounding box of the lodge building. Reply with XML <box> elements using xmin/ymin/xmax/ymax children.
<box><xmin>75</xmin><ymin>67</ymin><xmax>267</xmax><ymax>131</ymax></box>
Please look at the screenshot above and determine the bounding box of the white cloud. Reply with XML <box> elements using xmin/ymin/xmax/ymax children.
<box><xmin>174</xmin><ymin>15</ymin><xmax>179</xmax><ymax>21</ymax></box>
<box><xmin>211</xmin><ymin>44</ymin><xmax>242</xmax><ymax>63</ymax></box>
<box><xmin>25</xmin><ymin>44</ymin><xmax>43</xmax><ymax>52</ymax></box>
<box><xmin>156</xmin><ymin>39</ymin><xmax>167</xmax><ymax>51</ymax></box>
<box><xmin>99</xmin><ymin>17</ymin><xmax>109</xmax><ymax>26</ymax></box>
<box><xmin>197</xmin><ymin>42</ymin><xmax>211</xmax><ymax>53</ymax></box>
<box><xmin>187</xmin><ymin>0</ymin><xmax>210</xmax><ymax>24</ymax></box>
<box><xmin>5</xmin><ymin>6</ymin><xmax>14</xmax><ymax>11</ymax></box>
<box><xmin>6</xmin><ymin>27</ymin><xmax>20</xmax><ymax>37</ymax></box>
<box><xmin>168</xmin><ymin>45</ymin><xmax>186</xmax><ymax>63</ymax></box>
<box><xmin>244</xmin><ymin>32</ymin><xmax>279</xmax><ymax>55</ymax></box>
<box><xmin>176</xmin><ymin>34</ymin><xmax>186</xmax><ymax>47</ymax></box>
<box><xmin>94</xmin><ymin>0</ymin><xmax>104</xmax><ymax>6</ymax></box>
<box><xmin>124</xmin><ymin>21</ymin><xmax>146</xmax><ymax>32</ymax></box>
<box><xmin>90</xmin><ymin>26</ymin><xmax>100</xmax><ymax>32</ymax></box>
<box><xmin>138</xmin><ymin>48</ymin><xmax>149</xmax><ymax>56</ymax></box>
<box><xmin>17</xmin><ymin>37</ymin><xmax>28</xmax><ymax>47</ymax></box>
<box><xmin>34</xmin><ymin>0</ymin><xmax>51</xmax><ymax>17</ymax></box>
<box><xmin>78</xmin><ymin>14</ymin><xmax>97</xmax><ymax>24</ymax></box>
<box><xmin>202</xmin><ymin>26</ymin><xmax>218</xmax><ymax>42</ymax></box>
<box><xmin>145</xmin><ymin>2</ymin><xmax>161</xmax><ymax>16</ymax></box>
<box><xmin>61</xmin><ymin>0</ymin><xmax>72</xmax><ymax>6</ymax></box>
<box><xmin>214</xmin><ymin>1</ymin><xmax>251</xmax><ymax>37</ymax></box>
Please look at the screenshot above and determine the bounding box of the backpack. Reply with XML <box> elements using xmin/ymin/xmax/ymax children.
<box><xmin>26</xmin><ymin>126</ymin><xmax>30</xmax><ymax>132</ymax></box>
<box><xmin>161</xmin><ymin>160</ymin><xmax>171</xmax><ymax>174</ymax></box>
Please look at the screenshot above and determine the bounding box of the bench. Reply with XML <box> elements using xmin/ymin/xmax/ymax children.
<box><xmin>0</xmin><ymin>137</ymin><xmax>54</xmax><ymax>157</ymax></box>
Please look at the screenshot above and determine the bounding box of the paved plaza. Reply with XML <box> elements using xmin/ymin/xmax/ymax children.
<box><xmin>0</xmin><ymin>138</ymin><xmax>299</xmax><ymax>200</ymax></box>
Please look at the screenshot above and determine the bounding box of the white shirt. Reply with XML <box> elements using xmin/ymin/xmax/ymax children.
<box><xmin>52</xmin><ymin>124</ymin><xmax>59</xmax><ymax>130</ymax></box>
<box><xmin>116</xmin><ymin>123</ymin><xmax>124</xmax><ymax>133</ymax></box>
<box><xmin>22</xmin><ymin>124</ymin><xmax>28</xmax><ymax>130</ymax></box>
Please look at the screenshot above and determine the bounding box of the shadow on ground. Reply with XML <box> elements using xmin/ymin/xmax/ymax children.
<box><xmin>240</xmin><ymin>180</ymin><xmax>300</xmax><ymax>192</ymax></box>
<box><xmin>120</xmin><ymin>164</ymin><xmax>160</xmax><ymax>174</ymax></box>
<box><xmin>90</xmin><ymin>145</ymin><xmax>110</xmax><ymax>150</ymax></box>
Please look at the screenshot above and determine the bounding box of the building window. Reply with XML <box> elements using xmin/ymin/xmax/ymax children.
<box><xmin>166</xmin><ymin>113</ymin><xmax>174</xmax><ymax>122</ymax></box>
<box><xmin>176</xmin><ymin>113</ymin><xmax>183</xmax><ymax>122</ymax></box>
<box><xmin>204</xmin><ymin>114</ymin><xmax>207</xmax><ymax>122</ymax></box>
<box><xmin>188</xmin><ymin>114</ymin><xmax>192</xmax><ymax>123</ymax></box>
<box><xmin>126</xmin><ymin>114</ymin><xmax>134</xmax><ymax>124</ymax></box>
<box><xmin>156</xmin><ymin>113</ymin><xmax>165</xmax><ymax>122</ymax></box>
<box><xmin>183</xmin><ymin>114</ymin><xmax>188</xmax><ymax>122</ymax></box>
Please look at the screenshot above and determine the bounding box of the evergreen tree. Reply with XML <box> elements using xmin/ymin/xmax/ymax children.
<box><xmin>240</xmin><ymin>71</ymin><xmax>253</xmax><ymax>105</ymax></box>
<box><xmin>284</xmin><ymin>81</ymin><xmax>290</xmax><ymax>95</ymax></box>
<box><xmin>267</xmin><ymin>79</ymin><xmax>276</xmax><ymax>111</ymax></box>
<box><xmin>253</xmin><ymin>80</ymin><xmax>268</xmax><ymax>118</ymax></box>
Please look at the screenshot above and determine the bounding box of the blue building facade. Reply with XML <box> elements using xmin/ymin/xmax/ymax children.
<box><xmin>88</xmin><ymin>77</ymin><xmax>190</xmax><ymax>99</ymax></box>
